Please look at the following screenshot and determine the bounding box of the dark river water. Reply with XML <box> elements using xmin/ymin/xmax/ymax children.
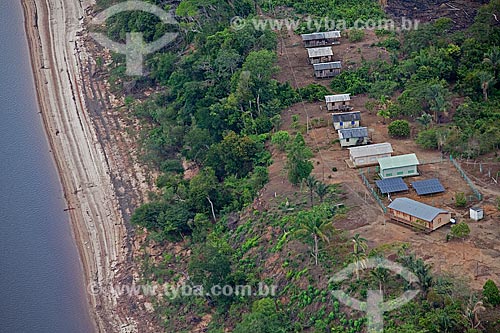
<box><xmin>0</xmin><ymin>1</ymin><xmax>94</xmax><ymax>332</ymax></box>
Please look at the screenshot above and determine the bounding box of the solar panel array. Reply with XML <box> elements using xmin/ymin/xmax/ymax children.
<box><xmin>375</xmin><ymin>177</ymin><xmax>408</xmax><ymax>194</ymax></box>
<box><xmin>411</xmin><ymin>178</ymin><xmax>445</xmax><ymax>196</ymax></box>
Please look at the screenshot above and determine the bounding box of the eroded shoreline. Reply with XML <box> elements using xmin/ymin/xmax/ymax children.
<box><xmin>21</xmin><ymin>0</ymin><xmax>130</xmax><ymax>331</ymax></box>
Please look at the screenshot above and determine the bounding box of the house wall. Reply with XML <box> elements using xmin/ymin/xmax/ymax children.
<box><xmin>327</xmin><ymin>100</ymin><xmax>351</xmax><ymax>111</ymax></box>
<box><xmin>309</xmin><ymin>55</ymin><xmax>333</xmax><ymax>64</ymax></box>
<box><xmin>380</xmin><ymin>165</ymin><xmax>418</xmax><ymax>179</ymax></box>
<box><xmin>315</xmin><ymin>68</ymin><xmax>341</xmax><ymax>78</ymax></box>
<box><xmin>304</xmin><ymin>39</ymin><xmax>328</xmax><ymax>48</ymax></box>
<box><xmin>389</xmin><ymin>208</ymin><xmax>431</xmax><ymax>230</ymax></box>
<box><xmin>431</xmin><ymin>212</ymin><xmax>451</xmax><ymax>230</ymax></box>
<box><xmin>333</xmin><ymin>120</ymin><xmax>359</xmax><ymax>130</ymax></box>
<box><xmin>351</xmin><ymin>153</ymin><xmax>392</xmax><ymax>167</ymax></box>
<box><xmin>339</xmin><ymin>137</ymin><xmax>368</xmax><ymax>147</ymax></box>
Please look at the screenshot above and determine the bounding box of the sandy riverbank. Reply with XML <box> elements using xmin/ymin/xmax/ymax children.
<box><xmin>21</xmin><ymin>0</ymin><xmax>132</xmax><ymax>331</ymax></box>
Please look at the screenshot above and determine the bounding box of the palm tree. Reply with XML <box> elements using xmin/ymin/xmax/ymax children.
<box><xmin>314</xmin><ymin>182</ymin><xmax>330</xmax><ymax>203</ymax></box>
<box><xmin>304</xmin><ymin>175</ymin><xmax>318</xmax><ymax>207</ymax></box>
<box><xmin>352</xmin><ymin>252</ymin><xmax>367</xmax><ymax>280</ymax></box>
<box><xmin>425</xmin><ymin>84</ymin><xmax>449</xmax><ymax>123</ymax></box>
<box><xmin>370</xmin><ymin>265</ymin><xmax>389</xmax><ymax>294</ymax></box>
<box><xmin>483</xmin><ymin>46</ymin><xmax>500</xmax><ymax>77</ymax></box>
<box><xmin>352</xmin><ymin>234</ymin><xmax>368</xmax><ymax>279</ymax></box>
<box><xmin>477</xmin><ymin>71</ymin><xmax>496</xmax><ymax>101</ymax></box>
<box><xmin>293</xmin><ymin>212</ymin><xmax>333</xmax><ymax>266</ymax></box>
<box><xmin>416</xmin><ymin>113</ymin><xmax>433</xmax><ymax>129</ymax></box>
<box><xmin>352</xmin><ymin>233</ymin><xmax>368</xmax><ymax>254</ymax></box>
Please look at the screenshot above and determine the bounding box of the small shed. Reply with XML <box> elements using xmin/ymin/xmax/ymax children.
<box><xmin>301</xmin><ymin>31</ymin><xmax>341</xmax><ymax>48</ymax></box>
<box><xmin>388</xmin><ymin>197</ymin><xmax>451</xmax><ymax>231</ymax></box>
<box><xmin>332</xmin><ymin>111</ymin><xmax>361</xmax><ymax>130</ymax></box>
<box><xmin>313</xmin><ymin>61</ymin><xmax>342</xmax><ymax>78</ymax></box>
<box><xmin>325</xmin><ymin>94</ymin><xmax>351</xmax><ymax>111</ymax></box>
<box><xmin>307</xmin><ymin>47</ymin><xmax>334</xmax><ymax>64</ymax></box>
<box><xmin>338</xmin><ymin>127</ymin><xmax>369</xmax><ymax>147</ymax></box>
<box><xmin>348</xmin><ymin>142</ymin><xmax>393</xmax><ymax>167</ymax></box>
<box><xmin>378</xmin><ymin>153</ymin><xmax>420</xmax><ymax>179</ymax></box>
<box><xmin>470</xmin><ymin>207</ymin><xmax>484</xmax><ymax>221</ymax></box>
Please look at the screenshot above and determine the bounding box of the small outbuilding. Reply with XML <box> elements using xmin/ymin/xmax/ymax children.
<box><xmin>332</xmin><ymin>111</ymin><xmax>361</xmax><ymax>130</ymax></box>
<box><xmin>325</xmin><ymin>94</ymin><xmax>351</xmax><ymax>111</ymax></box>
<box><xmin>348</xmin><ymin>142</ymin><xmax>393</xmax><ymax>167</ymax></box>
<box><xmin>470</xmin><ymin>207</ymin><xmax>484</xmax><ymax>221</ymax></box>
<box><xmin>388</xmin><ymin>197</ymin><xmax>451</xmax><ymax>231</ymax></box>
<box><xmin>338</xmin><ymin>127</ymin><xmax>369</xmax><ymax>147</ymax></box>
<box><xmin>378</xmin><ymin>153</ymin><xmax>420</xmax><ymax>179</ymax></box>
<box><xmin>301</xmin><ymin>31</ymin><xmax>341</xmax><ymax>48</ymax></box>
<box><xmin>313</xmin><ymin>61</ymin><xmax>342</xmax><ymax>78</ymax></box>
<box><xmin>307</xmin><ymin>47</ymin><xmax>334</xmax><ymax>64</ymax></box>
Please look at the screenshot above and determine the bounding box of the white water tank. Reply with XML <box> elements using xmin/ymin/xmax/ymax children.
<box><xmin>470</xmin><ymin>207</ymin><xmax>484</xmax><ymax>221</ymax></box>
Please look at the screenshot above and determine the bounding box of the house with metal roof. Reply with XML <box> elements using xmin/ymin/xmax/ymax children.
<box><xmin>378</xmin><ymin>153</ymin><xmax>420</xmax><ymax>179</ymax></box>
<box><xmin>338</xmin><ymin>127</ymin><xmax>369</xmax><ymax>147</ymax></box>
<box><xmin>301</xmin><ymin>31</ymin><xmax>341</xmax><ymax>48</ymax></box>
<box><xmin>325</xmin><ymin>94</ymin><xmax>351</xmax><ymax>111</ymax></box>
<box><xmin>313</xmin><ymin>61</ymin><xmax>342</xmax><ymax>78</ymax></box>
<box><xmin>332</xmin><ymin>111</ymin><xmax>361</xmax><ymax>130</ymax></box>
<box><xmin>348</xmin><ymin>142</ymin><xmax>393</xmax><ymax>167</ymax></box>
<box><xmin>307</xmin><ymin>47</ymin><xmax>334</xmax><ymax>64</ymax></box>
<box><xmin>388</xmin><ymin>197</ymin><xmax>451</xmax><ymax>231</ymax></box>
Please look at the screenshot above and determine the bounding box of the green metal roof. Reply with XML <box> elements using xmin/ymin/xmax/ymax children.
<box><xmin>378</xmin><ymin>153</ymin><xmax>420</xmax><ymax>170</ymax></box>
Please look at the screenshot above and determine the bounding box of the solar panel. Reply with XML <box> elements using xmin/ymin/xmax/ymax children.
<box><xmin>411</xmin><ymin>178</ymin><xmax>445</xmax><ymax>196</ymax></box>
<box><xmin>375</xmin><ymin>177</ymin><xmax>408</xmax><ymax>194</ymax></box>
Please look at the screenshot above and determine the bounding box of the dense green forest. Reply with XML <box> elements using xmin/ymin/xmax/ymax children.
<box><xmin>94</xmin><ymin>0</ymin><xmax>500</xmax><ymax>332</ymax></box>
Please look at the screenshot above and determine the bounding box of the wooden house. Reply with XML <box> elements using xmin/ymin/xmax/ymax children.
<box><xmin>307</xmin><ymin>47</ymin><xmax>334</xmax><ymax>64</ymax></box>
<box><xmin>338</xmin><ymin>127</ymin><xmax>369</xmax><ymax>147</ymax></box>
<box><xmin>325</xmin><ymin>94</ymin><xmax>351</xmax><ymax>111</ymax></box>
<box><xmin>332</xmin><ymin>111</ymin><xmax>361</xmax><ymax>130</ymax></box>
<box><xmin>301</xmin><ymin>31</ymin><xmax>341</xmax><ymax>48</ymax></box>
<box><xmin>348</xmin><ymin>142</ymin><xmax>393</xmax><ymax>167</ymax></box>
<box><xmin>313</xmin><ymin>62</ymin><xmax>342</xmax><ymax>78</ymax></box>
<box><xmin>388</xmin><ymin>198</ymin><xmax>451</xmax><ymax>231</ymax></box>
<box><xmin>378</xmin><ymin>153</ymin><xmax>419</xmax><ymax>179</ymax></box>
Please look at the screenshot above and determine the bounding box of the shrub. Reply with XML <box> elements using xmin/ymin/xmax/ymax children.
<box><xmin>450</xmin><ymin>222</ymin><xmax>470</xmax><ymax>239</ymax></box>
<box><xmin>347</xmin><ymin>29</ymin><xmax>365</xmax><ymax>42</ymax></box>
<box><xmin>483</xmin><ymin>279</ymin><xmax>500</xmax><ymax>306</ymax></box>
<box><xmin>298</xmin><ymin>83</ymin><xmax>329</xmax><ymax>102</ymax></box>
<box><xmin>271</xmin><ymin>131</ymin><xmax>290</xmax><ymax>151</ymax></box>
<box><xmin>455</xmin><ymin>192</ymin><xmax>467</xmax><ymax>207</ymax></box>
<box><xmin>388</xmin><ymin>120</ymin><xmax>410</xmax><ymax>138</ymax></box>
<box><xmin>330</xmin><ymin>69</ymin><xmax>370</xmax><ymax>95</ymax></box>
<box><xmin>416</xmin><ymin>129</ymin><xmax>439</xmax><ymax>149</ymax></box>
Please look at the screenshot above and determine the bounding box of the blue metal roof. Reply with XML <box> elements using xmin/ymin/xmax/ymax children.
<box><xmin>388</xmin><ymin>198</ymin><xmax>448</xmax><ymax>222</ymax></box>
<box><xmin>338</xmin><ymin>127</ymin><xmax>368</xmax><ymax>139</ymax></box>
<box><xmin>376</xmin><ymin>177</ymin><xmax>409</xmax><ymax>194</ymax></box>
<box><xmin>411</xmin><ymin>178</ymin><xmax>445</xmax><ymax>196</ymax></box>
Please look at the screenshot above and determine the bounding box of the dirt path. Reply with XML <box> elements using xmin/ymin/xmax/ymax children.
<box><xmin>22</xmin><ymin>0</ymin><xmax>142</xmax><ymax>331</ymax></box>
<box><xmin>270</xmin><ymin>26</ymin><xmax>500</xmax><ymax>291</ymax></box>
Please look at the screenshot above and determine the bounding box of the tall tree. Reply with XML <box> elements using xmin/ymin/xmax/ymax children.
<box><xmin>293</xmin><ymin>211</ymin><xmax>333</xmax><ymax>266</ymax></box>
<box><xmin>425</xmin><ymin>84</ymin><xmax>449</xmax><ymax>123</ymax></box>
<box><xmin>477</xmin><ymin>71</ymin><xmax>496</xmax><ymax>101</ymax></box>
<box><xmin>304</xmin><ymin>175</ymin><xmax>318</xmax><ymax>207</ymax></box>
<box><xmin>286</xmin><ymin>133</ymin><xmax>313</xmax><ymax>185</ymax></box>
<box><xmin>352</xmin><ymin>233</ymin><xmax>368</xmax><ymax>280</ymax></box>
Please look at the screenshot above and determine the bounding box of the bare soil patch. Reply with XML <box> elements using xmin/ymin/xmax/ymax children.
<box><xmin>265</xmin><ymin>26</ymin><xmax>500</xmax><ymax>291</ymax></box>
